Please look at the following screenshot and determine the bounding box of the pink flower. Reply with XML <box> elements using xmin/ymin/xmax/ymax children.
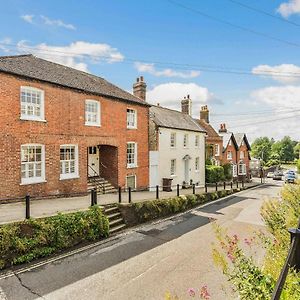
<box><xmin>227</xmin><ymin>252</ymin><xmax>235</xmax><ymax>262</ymax></box>
<box><xmin>244</xmin><ymin>238</ymin><xmax>251</xmax><ymax>246</ymax></box>
<box><xmin>188</xmin><ymin>288</ymin><xmax>196</xmax><ymax>297</ymax></box>
<box><xmin>200</xmin><ymin>285</ymin><xmax>211</xmax><ymax>300</ymax></box>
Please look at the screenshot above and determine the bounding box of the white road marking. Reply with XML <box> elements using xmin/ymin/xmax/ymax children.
<box><xmin>0</xmin><ymin>287</ymin><xmax>7</xmax><ymax>300</ymax></box>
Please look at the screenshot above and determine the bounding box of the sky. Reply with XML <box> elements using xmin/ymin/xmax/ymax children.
<box><xmin>0</xmin><ymin>0</ymin><xmax>300</xmax><ymax>142</ymax></box>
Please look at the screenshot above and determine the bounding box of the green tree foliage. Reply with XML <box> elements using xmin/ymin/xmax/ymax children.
<box><xmin>294</xmin><ymin>143</ymin><xmax>300</xmax><ymax>160</ymax></box>
<box><xmin>251</xmin><ymin>137</ymin><xmax>273</xmax><ymax>162</ymax></box>
<box><xmin>271</xmin><ymin>136</ymin><xmax>295</xmax><ymax>162</ymax></box>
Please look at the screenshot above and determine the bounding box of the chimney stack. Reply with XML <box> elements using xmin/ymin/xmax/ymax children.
<box><xmin>133</xmin><ymin>76</ymin><xmax>147</xmax><ymax>100</ymax></box>
<box><xmin>200</xmin><ymin>105</ymin><xmax>209</xmax><ymax>123</ymax></box>
<box><xmin>219</xmin><ymin>123</ymin><xmax>227</xmax><ymax>133</ymax></box>
<box><xmin>181</xmin><ymin>94</ymin><xmax>192</xmax><ymax>115</ymax></box>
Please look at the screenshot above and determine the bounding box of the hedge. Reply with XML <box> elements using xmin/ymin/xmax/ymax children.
<box><xmin>206</xmin><ymin>165</ymin><xmax>225</xmax><ymax>183</ymax></box>
<box><xmin>0</xmin><ymin>206</ymin><xmax>109</xmax><ymax>270</ymax></box>
<box><xmin>126</xmin><ymin>189</ymin><xmax>240</xmax><ymax>224</ymax></box>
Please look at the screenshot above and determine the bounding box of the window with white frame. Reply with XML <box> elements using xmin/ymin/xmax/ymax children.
<box><xmin>195</xmin><ymin>135</ymin><xmax>199</xmax><ymax>147</ymax></box>
<box><xmin>183</xmin><ymin>134</ymin><xmax>189</xmax><ymax>148</ymax></box>
<box><xmin>215</xmin><ymin>144</ymin><xmax>220</xmax><ymax>156</ymax></box>
<box><xmin>127</xmin><ymin>109</ymin><xmax>137</xmax><ymax>129</ymax></box>
<box><xmin>240</xmin><ymin>151</ymin><xmax>245</xmax><ymax>159</ymax></box>
<box><xmin>170</xmin><ymin>132</ymin><xmax>176</xmax><ymax>148</ymax></box>
<box><xmin>85</xmin><ymin>100</ymin><xmax>101</xmax><ymax>126</ymax></box>
<box><xmin>238</xmin><ymin>162</ymin><xmax>246</xmax><ymax>175</ymax></box>
<box><xmin>170</xmin><ymin>159</ymin><xmax>176</xmax><ymax>176</ymax></box>
<box><xmin>127</xmin><ymin>142</ymin><xmax>137</xmax><ymax>168</ymax></box>
<box><xmin>20</xmin><ymin>87</ymin><xmax>45</xmax><ymax>121</ymax></box>
<box><xmin>21</xmin><ymin>144</ymin><xmax>45</xmax><ymax>184</ymax></box>
<box><xmin>60</xmin><ymin>145</ymin><xmax>79</xmax><ymax>180</ymax></box>
<box><xmin>227</xmin><ymin>151</ymin><xmax>232</xmax><ymax>160</ymax></box>
<box><xmin>195</xmin><ymin>157</ymin><xmax>200</xmax><ymax>171</ymax></box>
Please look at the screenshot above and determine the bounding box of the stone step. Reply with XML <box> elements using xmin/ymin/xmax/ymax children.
<box><xmin>110</xmin><ymin>223</ymin><xmax>126</xmax><ymax>234</ymax></box>
<box><xmin>105</xmin><ymin>206</ymin><xmax>119</xmax><ymax>214</ymax></box>
<box><xmin>109</xmin><ymin>218</ymin><xmax>124</xmax><ymax>227</ymax></box>
<box><xmin>107</xmin><ymin>212</ymin><xmax>122</xmax><ymax>220</ymax></box>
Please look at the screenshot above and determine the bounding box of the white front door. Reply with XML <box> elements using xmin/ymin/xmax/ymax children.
<box><xmin>88</xmin><ymin>146</ymin><xmax>100</xmax><ymax>177</ymax></box>
<box><xmin>184</xmin><ymin>159</ymin><xmax>189</xmax><ymax>183</ymax></box>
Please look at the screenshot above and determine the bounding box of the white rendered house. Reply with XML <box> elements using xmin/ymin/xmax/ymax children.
<box><xmin>149</xmin><ymin>96</ymin><xmax>206</xmax><ymax>190</ymax></box>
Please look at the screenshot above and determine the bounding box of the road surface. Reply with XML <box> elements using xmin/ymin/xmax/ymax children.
<box><xmin>0</xmin><ymin>181</ymin><xmax>282</xmax><ymax>300</ymax></box>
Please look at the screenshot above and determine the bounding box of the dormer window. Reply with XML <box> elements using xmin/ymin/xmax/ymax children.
<box><xmin>20</xmin><ymin>87</ymin><xmax>45</xmax><ymax>121</ymax></box>
<box><xmin>85</xmin><ymin>100</ymin><xmax>101</xmax><ymax>126</ymax></box>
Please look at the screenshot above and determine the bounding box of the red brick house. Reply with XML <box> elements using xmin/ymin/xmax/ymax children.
<box><xmin>218</xmin><ymin>123</ymin><xmax>251</xmax><ymax>180</ymax></box>
<box><xmin>195</xmin><ymin>105</ymin><xmax>223</xmax><ymax>165</ymax></box>
<box><xmin>0</xmin><ymin>54</ymin><xmax>150</xmax><ymax>200</ymax></box>
<box><xmin>195</xmin><ymin>105</ymin><xmax>251</xmax><ymax>180</ymax></box>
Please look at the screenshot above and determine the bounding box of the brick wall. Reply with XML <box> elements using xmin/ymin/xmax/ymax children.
<box><xmin>0</xmin><ymin>72</ymin><xmax>149</xmax><ymax>200</ymax></box>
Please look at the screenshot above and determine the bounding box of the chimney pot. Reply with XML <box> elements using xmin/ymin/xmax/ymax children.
<box><xmin>200</xmin><ymin>105</ymin><xmax>209</xmax><ymax>123</ymax></box>
<box><xmin>219</xmin><ymin>123</ymin><xmax>227</xmax><ymax>133</ymax></box>
<box><xmin>181</xmin><ymin>96</ymin><xmax>192</xmax><ymax>116</ymax></box>
<box><xmin>133</xmin><ymin>76</ymin><xmax>147</xmax><ymax>100</ymax></box>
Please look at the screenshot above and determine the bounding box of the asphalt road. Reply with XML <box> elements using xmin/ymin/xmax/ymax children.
<box><xmin>0</xmin><ymin>181</ymin><xmax>282</xmax><ymax>300</ymax></box>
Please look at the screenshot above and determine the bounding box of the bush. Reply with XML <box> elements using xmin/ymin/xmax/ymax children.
<box><xmin>222</xmin><ymin>163</ymin><xmax>233</xmax><ymax>180</ymax></box>
<box><xmin>131</xmin><ymin>189</ymin><xmax>237</xmax><ymax>224</ymax></box>
<box><xmin>297</xmin><ymin>159</ymin><xmax>300</xmax><ymax>174</ymax></box>
<box><xmin>0</xmin><ymin>206</ymin><xmax>109</xmax><ymax>269</ymax></box>
<box><xmin>206</xmin><ymin>165</ymin><xmax>225</xmax><ymax>183</ymax></box>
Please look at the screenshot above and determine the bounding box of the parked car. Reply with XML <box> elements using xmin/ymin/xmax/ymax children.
<box><xmin>285</xmin><ymin>172</ymin><xmax>296</xmax><ymax>184</ymax></box>
<box><xmin>267</xmin><ymin>172</ymin><xmax>274</xmax><ymax>178</ymax></box>
<box><xmin>273</xmin><ymin>172</ymin><xmax>282</xmax><ymax>180</ymax></box>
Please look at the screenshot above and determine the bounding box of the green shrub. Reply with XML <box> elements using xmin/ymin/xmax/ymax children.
<box><xmin>206</xmin><ymin>165</ymin><xmax>225</xmax><ymax>183</ymax></box>
<box><xmin>0</xmin><ymin>206</ymin><xmax>109</xmax><ymax>269</ymax></box>
<box><xmin>222</xmin><ymin>163</ymin><xmax>233</xmax><ymax>180</ymax></box>
<box><xmin>297</xmin><ymin>159</ymin><xmax>300</xmax><ymax>174</ymax></box>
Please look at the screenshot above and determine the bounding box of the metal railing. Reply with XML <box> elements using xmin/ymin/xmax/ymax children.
<box><xmin>88</xmin><ymin>164</ymin><xmax>106</xmax><ymax>193</ymax></box>
<box><xmin>271</xmin><ymin>218</ymin><xmax>300</xmax><ymax>300</ymax></box>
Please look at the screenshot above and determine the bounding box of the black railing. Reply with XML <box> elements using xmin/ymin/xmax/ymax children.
<box><xmin>88</xmin><ymin>164</ymin><xmax>106</xmax><ymax>193</ymax></box>
<box><xmin>271</xmin><ymin>218</ymin><xmax>300</xmax><ymax>300</ymax></box>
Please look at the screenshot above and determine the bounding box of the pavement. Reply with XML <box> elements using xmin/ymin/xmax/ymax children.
<box><xmin>0</xmin><ymin>180</ymin><xmax>282</xmax><ymax>300</ymax></box>
<box><xmin>0</xmin><ymin>180</ymin><xmax>259</xmax><ymax>225</ymax></box>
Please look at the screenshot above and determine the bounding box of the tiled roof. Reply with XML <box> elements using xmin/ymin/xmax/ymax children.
<box><xmin>0</xmin><ymin>54</ymin><xmax>149</xmax><ymax>106</ymax></box>
<box><xmin>234</xmin><ymin>133</ymin><xmax>251</xmax><ymax>150</ymax></box>
<box><xmin>219</xmin><ymin>132</ymin><xmax>238</xmax><ymax>151</ymax></box>
<box><xmin>150</xmin><ymin>106</ymin><xmax>206</xmax><ymax>132</ymax></box>
<box><xmin>196</xmin><ymin>119</ymin><xmax>221</xmax><ymax>138</ymax></box>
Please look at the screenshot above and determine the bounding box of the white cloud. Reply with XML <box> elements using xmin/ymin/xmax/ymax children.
<box><xmin>277</xmin><ymin>0</ymin><xmax>300</xmax><ymax>18</ymax></box>
<box><xmin>40</xmin><ymin>15</ymin><xmax>76</xmax><ymax>30</ymax></box>
<box><xmin>17</xmin><ymin>40</ymin><xmax>124</xmax><ymax>72</ymax></box>
<box><xmin>147</xmin><ymin>82</ymin><xmax>215</xmax><ymax>114</ymax></box>
<box><xmin>252</xmin><ymin>64</ymin><xmax>300</xmax><ymax>84</ymax></box>
<box><xmin>21</xmin><ymin>15</ymin><xmax>34</xmax><ymax>24</ymax></box>
<box><xmin>134</xmin><ymin>62</ymin><xmax>200</xmax><ymax>79</ymax></box>
<box><xmin>0</xmin><ymin>38</ymin><xmax>12</xmax><ymax>53</ymax></box>
<box><xmin>246</xmin><ymin>85</ymin><xmax>300</xmax><ymax>140</ymax></box>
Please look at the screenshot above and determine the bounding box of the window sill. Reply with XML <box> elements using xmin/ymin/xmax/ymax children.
<box><xmin>127</xmin><ymin>165</ymin><xmax>138</xmax><ymax>169</ymax></box>
<box><xmin>20</xmin><ymin>117</ymin><xmax>47</xmax><ymax>123</ymax></box>
<box><xmin>59</xmin><ymin>175</ymin><xmax>80</xmax><ymax>181</ymax></box>
<box><xmin>127</xmin><ymin>126</ymin><xmax>137</xmax><ymax>130</ymax></box>
<box><xmin>170</xmin><ymin>174</ymin><xmax>177</xmax><ymax>177</ymax></box>
<box><xmin>195</xmin><ymin>170</ymin><xmax>200</xmax><ymax>173</ymax></box>
<box><xmin>20</xmin><ymin>179</ymin><xmax>47</xmax><ymax>186</ymax></box>
<box><xmin>85</xmin><ymin>123</ymin><xmax>101</xmax><ymax>127</ymax></box>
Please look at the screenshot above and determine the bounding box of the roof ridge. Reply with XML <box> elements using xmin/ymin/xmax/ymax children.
<box><xmin>0</xmin><ymin>54</ymin><xmax>33</xmax><ymax>59</ymax></box>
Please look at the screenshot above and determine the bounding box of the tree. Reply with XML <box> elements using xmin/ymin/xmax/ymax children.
<box><xmin>294</xmin><ymin>142</ymin><xmax>300</xmax><ymax>159</ymax></box>
<box><xmin>251</xmin><ymin>137</ymin><xmax>273</xmax><ymax>162</ymax></box>
<box><xmin>280</xmin><ymin>136</ymin><xmax>295</xmax><ymax>162</ymax></box>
